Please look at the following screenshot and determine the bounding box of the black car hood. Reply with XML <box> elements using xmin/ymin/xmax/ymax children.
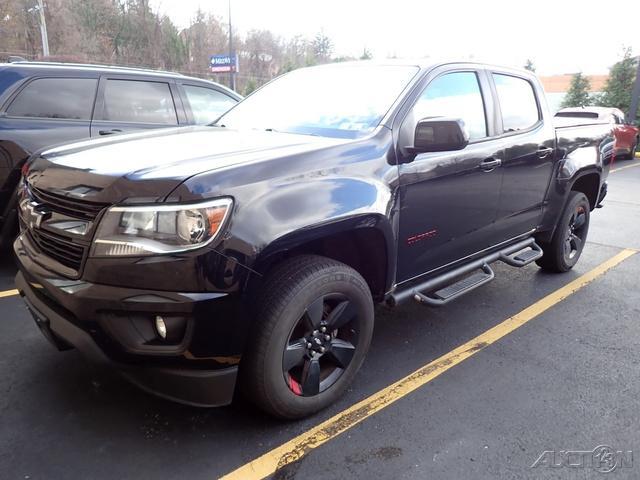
<box><xmin>26</xmin><ymin>126</ymin><xmax>348</xmax><ymax>204</ymax></box>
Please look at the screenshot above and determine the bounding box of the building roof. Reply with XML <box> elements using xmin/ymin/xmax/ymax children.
<box><xmin>539</xmin><ymin>74</ymin><xmax>608</xmax><ymax>93</ymax></box>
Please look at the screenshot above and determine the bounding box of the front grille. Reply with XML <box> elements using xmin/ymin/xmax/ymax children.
<box><xmin>28</xmin><ymin>228</ymin><xmax>86</xmax><ymax>271</ymax></box>
<box><xmin>30</xmin><ymin>187</ymin><xmax>108</xmax><ymax>220</ymax></box>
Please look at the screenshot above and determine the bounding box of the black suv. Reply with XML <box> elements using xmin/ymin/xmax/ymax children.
<box><xmin>0</xmin><ymin>61</ymin><xmax>241</xmax><ymax>246</ymax></box>
<box><xmin>14</xmin><ymin>61</ymin><xmax>612</xmax><ymax>419</ymax></box>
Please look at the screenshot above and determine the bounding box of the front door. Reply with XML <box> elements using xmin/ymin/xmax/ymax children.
<box><xmin>396</xmin><ymin>69</ymin><xmax>504</xmax><ymax>283</ymax></box>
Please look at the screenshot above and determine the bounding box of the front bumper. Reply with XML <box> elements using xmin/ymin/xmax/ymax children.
<box><xmin>14</xmin><ymin>234</ymin><xmax>246</xmax><ymax>407</ymax></box>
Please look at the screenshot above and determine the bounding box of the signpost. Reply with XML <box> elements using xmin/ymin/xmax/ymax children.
<box><xmin>209</xmin><ymin>0</ymin><xmax>237</xmax><ymax>91</ymax></box>
<box><xmin>209</xmin><ymin>54</ymin><xmax>238</xmax><ymax>73</ymax></box>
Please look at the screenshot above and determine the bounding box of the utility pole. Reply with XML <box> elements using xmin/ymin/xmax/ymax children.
<box><xmin>36</xmin><ymin>0</ymin><xmax>50</xmax><ymax>57</ymax></box>
<box><xmin>228</xmin><ymin>0</ymin><xmax>236</xmax><ymax>91</ymax></box>
<box><xmin>628</xmin><ymin>56</ymin><xmax>640</xmax><ymax>124</ymax></box>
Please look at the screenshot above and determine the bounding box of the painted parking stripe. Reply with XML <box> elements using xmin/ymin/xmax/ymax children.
<box><xmin>220</xmin><ymin>248</ymin><xmax>637</xmax><ymax>480</ymax></box>
<box><xmin>0</xmin><ymin>289</ymin><xmax>19</xmax><ymax>299</ymax></box>
<box><xmin>611</xmin><ymin>161</ymin><xmax>640</xmax><ymax>173</ymax></box>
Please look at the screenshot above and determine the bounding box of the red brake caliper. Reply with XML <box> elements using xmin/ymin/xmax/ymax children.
<box><xmin>288</xmin><ymin>374</ymin><xmax>303</xmax><ymax>395</ymax></box>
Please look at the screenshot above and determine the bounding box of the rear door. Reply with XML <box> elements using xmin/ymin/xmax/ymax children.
<box><xmin>489</xmin><ymin>72</ymin><xmax>556</xmax><ymax>240</ymax></box>
<box><xmin>90</xmin><ymin>76</ymin><xmax>185</xmax><ymax>137</ymax></box>
<box><xmin>396</xmin><ymin>68</ymin><xmax>505</xmax><ymax>283</ymax></box>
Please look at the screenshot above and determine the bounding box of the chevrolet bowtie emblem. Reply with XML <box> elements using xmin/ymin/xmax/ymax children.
<box><xmin>21</xmin><ymin>200</ymin><xmax>50</xmax><ymax>229</ymax></box>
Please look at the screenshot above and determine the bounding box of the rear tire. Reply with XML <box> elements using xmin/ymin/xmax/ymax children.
<box><xmin>536</xmin><ymin>191</ymin><xmax>590</xmax><ymax>273</ymax></box>
<box><xmin>241</xmin><ymin>255</ymin><xmax>374</xmax><ymax>419</ymax></box>
<box><xmin>631</xmin><ymin>140</ymin><xmax>638</xmax><ymax>160</ymax></box>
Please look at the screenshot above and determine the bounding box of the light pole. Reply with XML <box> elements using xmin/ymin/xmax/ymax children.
<box><xmin>36</xmin><ymin>0</ymin><xmax>49</xmax><ymax>57</ymax></box>
<box><xmin>628</xmin><ymin>56</ymin><xmax>640</xmax><ymax>124</ymax></box>
<box><xmin>228</xmin><ymin>0</ymin><xmax>236</xmax><ymax>91</ymax></box>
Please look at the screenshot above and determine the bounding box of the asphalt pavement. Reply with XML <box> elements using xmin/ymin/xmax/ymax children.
<box><xmin>1</xmin><ymin>159</ymin><xmax>640</xmax><ymax>480</ymax></box>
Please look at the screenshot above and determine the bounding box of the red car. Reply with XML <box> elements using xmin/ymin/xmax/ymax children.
<box><xmin>556</xmin><ymin>107</ymin><xmax>639</xmax><ymax>159</ymax></box>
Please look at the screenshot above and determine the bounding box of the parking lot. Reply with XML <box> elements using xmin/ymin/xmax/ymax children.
<box><xmin>1</xmin><ymin>158</ymin><xmax>639</xmax><ymax>479</ymax></box>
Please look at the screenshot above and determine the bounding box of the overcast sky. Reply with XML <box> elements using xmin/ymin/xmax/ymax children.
<box><xmin>150</xmin><ymin>0</ymin><xmax>639</xmax><ymax>75</ymax></box>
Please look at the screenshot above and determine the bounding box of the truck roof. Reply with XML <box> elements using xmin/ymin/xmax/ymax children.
<box><xmin>306</xmin><ymin>59</ymin><xmax>535</xmax><ymax>76</ymax></box>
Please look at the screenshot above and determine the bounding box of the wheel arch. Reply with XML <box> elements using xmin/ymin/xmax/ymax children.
<box><xmin>536</xmin><ymin>166</ymin><xmax>602</xmax><ymax>243</ymax></box>
<box><xmin>252</xmin><ymin>214</ymin><xmax>395</xmax><ymax>301</ymax></box>
<box><xmin>569</xmin><ymin>171</ymin><xmax>601</xmax><ymax>210</ymax></box>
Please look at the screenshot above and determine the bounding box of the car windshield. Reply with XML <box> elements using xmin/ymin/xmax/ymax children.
<box><xmin>217</xmin><ymin>64</ymin><xmax>419</xmax><ymax>139</ymax></box>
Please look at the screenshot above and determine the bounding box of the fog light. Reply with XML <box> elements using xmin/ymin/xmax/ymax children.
<box><xmin>155</xmin><ymin>315</ymin><xmax>167</xmax><ymax>339</ymax></box>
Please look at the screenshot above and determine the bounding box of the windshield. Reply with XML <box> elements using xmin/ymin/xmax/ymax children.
<box><xmin>217</xmin><ymin>65</ymin><xmax>419</xmax><ymax>139</ymax></box>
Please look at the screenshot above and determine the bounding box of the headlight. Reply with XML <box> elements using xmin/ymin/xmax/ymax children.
<box><xmin>91</xmin><ymin>198</ymin><xmax>232</xmax><ymax>257</ymax></box>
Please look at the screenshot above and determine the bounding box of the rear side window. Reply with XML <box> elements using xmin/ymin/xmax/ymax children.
<box><xmin>6</xmin><ymin>78</ymin><xmax>97</xmax><ymax>120</ymax></box>
<box><xmin>492</xmin><ymin>74</ymin><xmax>540</xmax><ymax>132</ymax></box>
<box><xmin>183</xmin><ymin>85</ymin><xmax>237</xmax><ymax>124</ymax></box>
<box><xmin>100</xmin><ymin>79</ymin><xmax>177</xmax><ymax>124</ymax></box>
<box><xmin>412</xmin><ymin>72</ymin><xmax>487</xmax><ymax>140</ymax></box>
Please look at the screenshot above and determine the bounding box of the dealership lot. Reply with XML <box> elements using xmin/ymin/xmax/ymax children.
<box><xmin>1</xmin><ymin>160</ymin><xmax>640</xmax><ymax>480</ymax></box>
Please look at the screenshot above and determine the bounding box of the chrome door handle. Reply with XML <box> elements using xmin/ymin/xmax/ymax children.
<box><xmin>537</xmin><ymin>147</ymin><xmax>554</xmax><ymax>159</ymax></box>
<box><xmin>479</xmin><ymin>158</ymin><xmax>502</xmax><ymax>171</ymax></box>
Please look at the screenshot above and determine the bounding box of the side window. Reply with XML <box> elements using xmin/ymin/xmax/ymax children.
<box><xmin>412</xmin><ymin>72</ymin><xmax>487</xmax><ymax>140</ymax></box>
<box><xmin>6</xmin><ymin>78</ymin><xmax>97</xmax><ymax>120</ymax></box>
<box><xmin>100</xmin><ymin>79</ymin><xmax>177</xmax><ymax>124</ymax></box>
<box><xmin>492</xmin><ymin>74</ymin><xmax>540</xmax><ymax>132</ymax></box>
<box><xmin>183</xmin><ymin>85</ymin><xmax>237</xmax><ymax>124</ymax></box>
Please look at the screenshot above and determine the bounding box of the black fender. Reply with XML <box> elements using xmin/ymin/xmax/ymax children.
<box><xmin>252</xmin><ymin>212</ymin><xmax>396</xmax><ymax>295</ymax></box>
<box><xmin>537</xmin><ymin>164</ymin><xmax>602</xmax><ymax>243</ymax></box>
<box><xmin>170</xmin><ymin>127</ymin><xmax>400</xmax><ymax>296</ymax></box>
<box><xmin>213</xmin><ymin>175</ymin><xmax>398</xmax><ymax>297</ymax></box>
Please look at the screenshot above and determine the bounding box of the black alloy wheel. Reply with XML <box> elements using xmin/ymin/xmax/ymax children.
<box><xmin>242</xmin><ymin>255</ymin><xmax>374</xmax><ymax>419</ymax></box>
<box><xmin>283</xmin><ymin>293</ymin><xmax>359</xmax><ymax>397</ymax></box>
<box><xmin>563</xmin><ymin>203</ymin><xmax>588</xmax><ymax>263</ymax></box>
<box><xmin>536</xmin><ymin>191</ymin><xmax>590</xmax><ymax>273</ymax></box>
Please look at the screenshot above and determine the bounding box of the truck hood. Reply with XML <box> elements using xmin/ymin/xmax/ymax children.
<box><xmin>26</xmin><ymin>126</ymin><xmax>348</xmax><ymax>204</ymax></box>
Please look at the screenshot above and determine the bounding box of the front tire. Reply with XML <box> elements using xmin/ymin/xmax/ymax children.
<box><xmin>536</xmin><ymin>191</ymin><xmax>590</xmax><ymax>273</ymax></box>
<box><xmin>242</xmin><ymin>255</ymin><xmax>374</xmax><ymax>419</ymax></box>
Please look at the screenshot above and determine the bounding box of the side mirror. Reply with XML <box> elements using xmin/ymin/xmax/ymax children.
<box><xmin>409</xmin><ymin>118</ymin><xmax>469</xmax><ymax>153</ymax></box>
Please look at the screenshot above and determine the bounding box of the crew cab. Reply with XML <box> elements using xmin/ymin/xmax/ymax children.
<box><xmin>0</xmin><ymin>61</ymin><xmax>240</xmax><ymax>247</ymax></box>
<box><xmin>13</xmin><ymin>61</ymin><xmax>613</xmax><ymax>419</ymax></box>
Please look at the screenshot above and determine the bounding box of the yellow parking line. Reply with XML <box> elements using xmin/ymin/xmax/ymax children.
<box><xmin>0</xmin><ymin>289</ymin><xmax>19</xmax><ymax>299</ymax></box>
<box><xmin>220</xmin><ymin>248</ymin><xmax>637</xmax><ymax>480</ymax></box>
<box><xmin>611</xmin><ymin>161</ymin><xmax>640</xmax><ymax>173</ymax></box>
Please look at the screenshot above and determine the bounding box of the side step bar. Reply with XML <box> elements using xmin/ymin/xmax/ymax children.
<box><xmin>387</xmin><ymin>238</ymin><xmax>543</xmax><ymax>307</ymax></box>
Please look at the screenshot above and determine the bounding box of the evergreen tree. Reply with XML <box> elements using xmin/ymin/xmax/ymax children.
<box><xmin>561</xmin><ymin>72</ymin><xmax>591</xmax><ymax>108</ymax></box>
<box><xmin>311</xmin><ymin>31</ymin><xmax>333</xmax><ymax>63</ymax></box>
<box><xmin>596</xmin><ymin>47</ymin><xmax>638</xmax><ymax>112</ymax></box>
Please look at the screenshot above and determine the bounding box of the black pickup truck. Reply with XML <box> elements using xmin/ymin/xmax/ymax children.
<box><xmin>13</xmin><ymin>61</ymin><xmax>613</xmax><ymax>419</ymax></box>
